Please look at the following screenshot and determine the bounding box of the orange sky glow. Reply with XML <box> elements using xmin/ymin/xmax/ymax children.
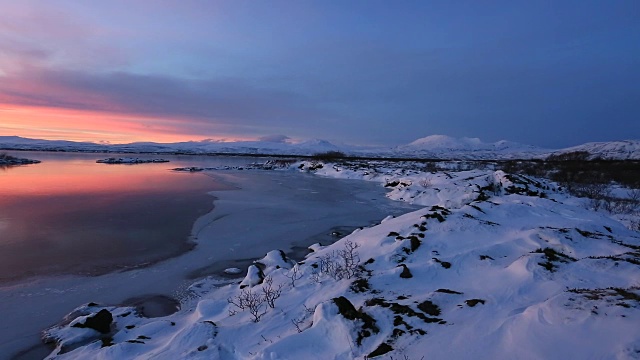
<box><xmin>0</xmin><ymin>104</ymin><xmax>251</xmax><ymax>144</ymax></box>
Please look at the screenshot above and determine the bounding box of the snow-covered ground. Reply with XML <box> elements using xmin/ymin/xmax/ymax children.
<box><xmin>42</xmin><ymin>161</ymin><xmax>640</xmax><ymax>359</ymax></box>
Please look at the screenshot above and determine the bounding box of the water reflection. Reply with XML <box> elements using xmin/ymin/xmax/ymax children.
<box><xmin>0</xmin><ymin>152</ymin><xmax>233</xmax><ymax>283</ymax></box>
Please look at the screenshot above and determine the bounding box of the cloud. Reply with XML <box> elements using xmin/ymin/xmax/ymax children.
<box><xmin>258</xmin><ymin>134</ymin><xmax>291</xmax><ymax>143</ymax></box>
<box><xmin>0</xmin><ymin>67</ymin><xmax>338</xmax><ymax>137</ymax></box>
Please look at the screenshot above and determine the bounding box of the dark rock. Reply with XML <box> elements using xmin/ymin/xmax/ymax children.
<box><xmin>398</xmin><ymin>264</ymin><xmax>413</xmax><ymax>278</ymax></box>
<box><xmin>83</xmin><ymin>309</ymin><xmax>113</xmax><ymax>334</ymax></box>
<box><xmin>417</xmin><ymin>300</ymin><xmax>441</xmax><ymax>316</ymax></box>
<box><xmin>465</xmin><ymin>299</ymin><xmax>486</xmax><ymax>307</ymax></box>
<box><xmin>333</xmin><ymin>296</ymin><xmax>359</xmax><ymax>320</ymax></box>
<box><xmin>368</xmin><ymin>342</ymin><xmax>393</xmax><ymax>357</ymax></box>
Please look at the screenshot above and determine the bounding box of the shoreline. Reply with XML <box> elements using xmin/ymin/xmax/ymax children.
<box><xmin>1</xmin><ymin>169</ymin><xmax>418</xmax><ymax>359</ymax></box>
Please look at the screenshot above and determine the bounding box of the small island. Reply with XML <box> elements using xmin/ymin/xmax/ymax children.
<box><xmin>96</xmin><ymin>157</ymin><xmax>170</xmax><ymax>164</ymax></box>
<box><xmin>0</xmin><ymin>153</ymin><xmax>41</xmax><ymax>166</ymax></box>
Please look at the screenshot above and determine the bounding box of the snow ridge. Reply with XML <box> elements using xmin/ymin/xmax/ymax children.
<box><xmin>550</xmin><ymin>140</ymin><xmax>640</xmax><ymax>160</ymax></box>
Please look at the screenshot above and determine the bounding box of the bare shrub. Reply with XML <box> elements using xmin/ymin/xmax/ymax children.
<box><xmin>291</xmin><ymin>317</ymin><xmax>305</xmax><ymax>333</ymax></box>
<box><xmin>318</xmin><ymin>240</ymin><xmax>361</xmax><ymax>280</ymax></box>
<box><xmin>285</xmin><ymin>265</ymin><xmax>303</xmax><ymax>287</ymax></box>
<box><xmin>261</xmin><ymin>276</ymin><xmax>283</xmax><ymax>309</ymax></box>
<box><xmin>572</xmin><ymin>183</ymin><xmax>611</xmax><ymax>200</ymax></box>
<box><xmin>228</xmin><ymin>289</ymin><xmax>266</xmax><ymax>322</ymax></box>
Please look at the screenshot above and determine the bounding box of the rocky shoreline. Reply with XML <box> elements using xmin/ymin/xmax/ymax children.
<box><xmin>96</xmin><ymin>157</ymin><xmax>170</xmax><ymax>164</ymax></box>
<box><xmin>0</xmin><ymin>153</ymin><xmax>41</xmax><ymax>166</ymax></box>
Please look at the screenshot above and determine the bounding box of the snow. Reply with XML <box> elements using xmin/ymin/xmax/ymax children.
<box><xmin>42</xmin><ymin>161</ymin><xmax>640</xmax><ymax>359</ymax></box>
<box><xmin>224</xmin><ymin>268</ymin><xmax>243</xmax><ymax>275</ymax></box>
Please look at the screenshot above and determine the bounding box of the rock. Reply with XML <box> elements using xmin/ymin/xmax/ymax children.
<box><xmin>82</xmin><ymin>309</ymin><xmax>113</xmax><ymax>334</ymax></box>
<box><xmin>239</xmin><ymin>265</ymin><xmax>265</xmax><ymax>288</ymax></box>
<box><xmin>398</xmin><ymin>264</ymin><xmax>413</xmax><ymax>278</ymax></box>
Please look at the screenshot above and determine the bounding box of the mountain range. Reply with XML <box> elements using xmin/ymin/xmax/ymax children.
<box><xmin>0</xmin><ymin>135</ymin><xmax>638</xmax><ymax>160</ymax></box>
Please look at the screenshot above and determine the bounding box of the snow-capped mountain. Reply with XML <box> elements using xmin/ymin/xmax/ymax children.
<box><xmin>0</xmin><ymin>136</ymin><xmax>342</xmax><ymax>156</ymax></box>
<box><xmin>549</xmin><ymin>140</ymin><xmax>640</xmax><ymax>160</ymax></box>
<box><xmin>392</xmin><ymin>135</ymin><xmax>549</xmax><ymax>159</ymax></box>
<box><xmin>1</xmin><ymin>135</ymin><xmax>639</xmax><ymax>160</ymax></box>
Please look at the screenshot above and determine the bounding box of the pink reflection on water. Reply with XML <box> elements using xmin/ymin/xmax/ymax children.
<box><xmin>0</xmin><ymin>154</ymin><xmax>227</xmax><ymax>282</ymax></box>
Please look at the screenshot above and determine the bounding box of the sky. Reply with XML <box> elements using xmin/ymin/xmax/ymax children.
<box><xmin>0</xmin><ymin>0</ymin><xmax>638</xmax><ymax>148</ymax></box>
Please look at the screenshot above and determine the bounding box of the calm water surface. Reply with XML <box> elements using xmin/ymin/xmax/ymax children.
<box><xmin>0</xmin><ymin>151</ymin><xmax>252</xmax><ymax>283</ymax></box>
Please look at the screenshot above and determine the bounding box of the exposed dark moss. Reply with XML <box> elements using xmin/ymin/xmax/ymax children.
<box><xmin>392</xmin><ymin>328</ymin><xmax>406</xmax><ymax>339</ymax></box>
<box><xmin>423</xmin><ymin>212</ymin><xmax>446</xmax><ymax>222</ymax></box>
<box><xmin>436</xmin><ymin>288</ymin><xmax>463</xmax><ymax>295</ymax></box>
<box><xmin>532</xmin><ymin>247</ymin><xmax>577</xmax><ymax>272</ymax></box>
<box><xmin>365</xmin><ymin>298</ymin><xmax>443</xmax><ymax>324</ymax></box>
<box><xmin>465</xmin><ymin>299</ymin><xmax>486</xmax><ymax>307</ymax></box>
<box><xmin>126</xmin><ymin>340</ymin><xmax>145</xmax><ymax>344</ymax></box>
<box><xmin>417</xmin><ymin>300</ymin><xmax>441</xmax><ymax>316</ymax></box>
<box><xmin>576</xmin><ymin>228</ymin><xmax>599</xmax><ymax>238</ymax></box>
<box><xmin>388</xmin><ymin>231</ymin><xmax>400</xmax><ymax>237</ymax></box>
<box><xmin>332</xmin><ymin>296</ymin><xmax>379</xmax><ymax>346</ymax></box>
<box><xmin>567</xmin><ymin>287</ymin><xmax>640</xmax><ymax>304</ymax></box>
<box><xmin>432</xmin><ymin>258</ymin><xmax>451</xmax><ymax>269</ymax></box>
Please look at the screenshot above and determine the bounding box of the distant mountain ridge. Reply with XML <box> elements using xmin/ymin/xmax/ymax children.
<box><xmin>0</xmin><ymin>135</ymin><xmax>638</xmax><ymax>160</ymax></box>
<box><xmin>391</xmin><ymin>135</ymin><xmax>548</xmax><ymax>159</ymax></box>
<box><xmin>549</xmin><ymin>140</ymin><xmax>640</xmax><ymax>160</ymax></box>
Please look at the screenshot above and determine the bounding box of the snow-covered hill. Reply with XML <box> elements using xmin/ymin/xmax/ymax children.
<box><xmin>392</xmin><ymin>135</ymin><xmax>548</xmax><ymax>159</ymax></box>
<box><xmin>549</xmin><ymin>140</ymin><xmax>640</xmax><ymax>160</ymax></box>
<box><xmin>43</xmin><ymin>163</ymin><xmax>640</xmax><ymax>359</ymax></box>
<box><xmin>0</xmin><ymin>136</ymin><xmax>341</xmax><ymax>156</ymax></box>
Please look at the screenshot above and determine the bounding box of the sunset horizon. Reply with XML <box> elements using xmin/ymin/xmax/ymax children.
<box><xmin>1</xmin><ymin>1</ymin><xmax>637</xmax><ymax>148</ymax></box>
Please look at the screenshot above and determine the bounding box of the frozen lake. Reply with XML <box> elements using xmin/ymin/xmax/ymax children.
<box><xmin>0</xmin><ymin>151</ymin><xmax>418</xmax><ymax>358</ymax></box>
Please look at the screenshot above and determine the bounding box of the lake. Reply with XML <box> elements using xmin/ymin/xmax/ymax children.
<box><xmin>0</xmin><ymin>151</ymin><xmax>419</xmax><ymax>358</ymax></box>
<box><xmin>0</xmin><ymin>151</ymin><xmax>236</xmax><ymax>283</ymax></box>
